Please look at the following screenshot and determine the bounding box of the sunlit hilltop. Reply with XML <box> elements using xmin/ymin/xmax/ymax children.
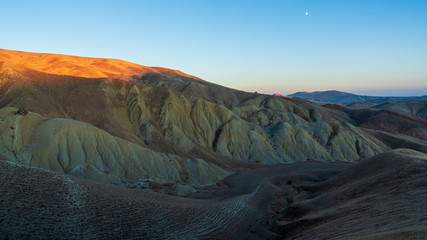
<box><xmin>0</xmin><ymin>48</ymin><xmax>200</xmax><ymax>81</ymax></box>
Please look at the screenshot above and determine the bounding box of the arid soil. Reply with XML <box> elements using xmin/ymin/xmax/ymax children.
<box><xmin>1</xmin><ymin>149</ymin><xmax>426</xmax><ymax>239</ymax></box>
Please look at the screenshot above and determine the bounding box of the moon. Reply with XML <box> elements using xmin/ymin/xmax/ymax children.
<box><xmin>305</xmin><ymin>11</ymin><xmax>309</xmax><ymax>16</ymax></box>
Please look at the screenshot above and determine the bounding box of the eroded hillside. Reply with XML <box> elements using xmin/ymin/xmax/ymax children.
<box><xmin>1</xmin><ymin>49</ymin><xmax>427</xmax><ymax>239</ymax></box>
<box><xmin>0</xmin><ymin>58</ymin><xmax>391</xmax><ymax>174</ymax></box>
<box><xmin>0</xmin><ymin>49</ymin><xmax>425</xmax><ymax>191</ymax></box>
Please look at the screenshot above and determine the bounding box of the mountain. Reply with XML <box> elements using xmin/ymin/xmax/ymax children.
<box><xmin>290</xmin><ymin>90</ymin><xmax>427</xmax><ymax>105</ymax></box>
<box><xmin>1</xmin><ymin>49</ymin><xmax>426</xmax><ymax>239</ymax></box>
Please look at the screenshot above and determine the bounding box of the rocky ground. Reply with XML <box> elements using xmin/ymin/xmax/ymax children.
<box><xmin>1</xmin><ymin>149</ymin><xmax>426</xmax><ymax>239</ymax></box>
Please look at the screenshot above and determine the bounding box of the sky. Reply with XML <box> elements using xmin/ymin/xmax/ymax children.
<box><xmin>1</xmin><ymin>0</ymin><xmax>426</xmax><ymax>96</ymax></box>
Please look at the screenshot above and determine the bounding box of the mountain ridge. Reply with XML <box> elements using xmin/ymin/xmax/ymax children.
<box><xmin>290</xmin><ymin>90</ymin><xmax>427</xmax><ymax>105</ymax></box>
<box><xmin>0</xmin><ymin>48</ymin><xmax>202</xmax><ymax>81</ymax></box>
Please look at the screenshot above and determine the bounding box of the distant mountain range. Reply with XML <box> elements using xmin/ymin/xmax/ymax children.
<box><xmin>289</xmin><ymin>90</ymin><xmax>427</xmax><ymax>105</ymax></box>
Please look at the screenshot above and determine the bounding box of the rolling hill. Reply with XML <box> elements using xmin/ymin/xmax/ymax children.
<box><xmin>290</xmin><ymin>90</ymin><xmax>427</xmax><ymax>105</ymax></box>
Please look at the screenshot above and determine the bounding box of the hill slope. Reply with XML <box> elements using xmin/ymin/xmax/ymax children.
<box><xmin>322</xmin><ymin>103</ymin><xmax>427</xmax><ymax>141</ymax></box>
<box><xmin>0</xmin><ymin>59</ymin><xmax>389</xmax><ymax>168</ymax></box>
<box><xmin>271</xmin><ymin>149</ymin><xmax>427</xmax><ymax>239</ymax></box>
<box><xmin>1</xmin><ymin>149</ymin><xmax>426</xmax><ymax>239</ymax></box>
<box><xmin>0</xmin><ymin>48</ymin><xmax>200</xmax><ymax>81</ymax></box>
<box><xmin>373</xmin><ymin>101</ymin><xmax>427</xmax><ymax>120</ymax></box>
<box><xmin>290</xmin><ymin>90</ymin><xmax>427</xmax><ymax>105</ymax></box>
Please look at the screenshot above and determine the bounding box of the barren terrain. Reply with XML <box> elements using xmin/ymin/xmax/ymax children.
<box><xmin>0</xmin><ymin>50</ymin><xmax>426</xmax><ymax>239</ymax></box>
<box><xmin>2</xmin><ymin>149</ymin><xmax>427</xmax><ymax>239</ymax></box>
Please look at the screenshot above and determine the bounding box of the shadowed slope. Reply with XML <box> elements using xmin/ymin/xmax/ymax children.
<box><xmin>366</xmin><ymin>129</ymin><xmax>427</xmax><ymax>154</ymax></box>
<box><xmin>373</xmin><ymin>101</ymin><xmax>427</xmax><ymax>120</ymax></box>
<box><xmin>270</xmin><ymin>149</ymin><xmax>427</xmax><ymax>239</ymax></box>
<box><xmin>136</xmin><ymin>69</ymin><xmax>257</xmax><ymax>108</ymax></box>
<box><xmin>0</xmin><ymin>160</ymin><xmax>245</xmax><ymax>239</ymax></box>
<box><xmin>323</xmin><ymin>103</ymin><xmax>427</xmax><ymax>141</ymax></box>
<box><xmin>346</xmin><ymin>101</ymin><xmax>377</xmax><ymax>109</ymax></box>
<box><xmin>0</xmin><ymin>158</ymin><xmax>352</xmax><ymax>239</ymax></box>
<box><xmin>0</xmin><ymin>62</ymin><xmax>388</xmax><ymax>164</ymax></box>
<box><xmin>290</xmin><ymin>90</ymin><xmax>427</xmax><ymax>105</ymax></box>
<box><xmin>347</xmin><ymin>108</ymin><xmax>427</xmax><ymax>140</ymax></box>
<box><xmin>2</xmin><ymin>149</ymin><xmax>426</xmax><ymax>239</ymax></box>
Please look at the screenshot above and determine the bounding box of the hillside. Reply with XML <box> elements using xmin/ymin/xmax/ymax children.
<box><xmin>322</xmin><ymin>102</ymin><xmax>427</xmax><ymax>141</ymax></box>
<box><xmin>373</xmin><ymin>101</ymin><xmax>427</xmax><ymax>120</ymax></box>
<box><xmin>270</xmin><ymin>149</ymin><xmax>427</xmax><ymax>239</ymax></box>
<box><xmin>290</xmin><ymin>90</ymin><xmax>427</xmax><ymax>105</ymax></box>
<box><xmin>0</xmin><ymin>48</ymin><xmax>200</xmax><ymax>81</ymax></box>
<box><xmin>1</xmin><ymin>49</ymin><xmax>427</xmax><ymax>239</ymax></box>
<box><xmin>0</xmin><ymin>51</ymin><xmax>395</xmax><ymax>170</ymax></box>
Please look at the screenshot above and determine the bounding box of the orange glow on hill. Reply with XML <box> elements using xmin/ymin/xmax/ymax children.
<box><xmin>0</xmin><ymin>49</ymin><xmax>201</xmax><ymax>81</ymax></box>
<box><xmin>273</xmin><ymin>93</ymin><xmax>289</xmax><ymax>98</ymax></box>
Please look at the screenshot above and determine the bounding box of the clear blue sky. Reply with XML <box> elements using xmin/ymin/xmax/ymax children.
<box><xmin>1</xmin><ymin>0</ymin><xmax>426</xmax><ymax>96</ymax></box>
